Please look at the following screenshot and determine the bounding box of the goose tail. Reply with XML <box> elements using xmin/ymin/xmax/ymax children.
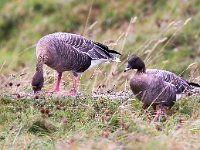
<box><xmin>112</xmin><ymin>56</ymin><xmax>121</xmax><ymax>62</ymax></box>
<box><xmin>187</xmin><ymin>81</ymin><xmax>200</xmax><ymax>97</ymax></box>
<box><xmin>107</xmin><ymin>49</ymin><xmax>121</xmax><ymax>62</ymax></box>
<box><xmin>188</xmin><ymin>82</ymin><xmax>200</xmax><ymax>88</ymax></box>
<box><xmin>94</xmin><ymin>42</ymin><xmax>121</xmax><ymax>62</ymax></box>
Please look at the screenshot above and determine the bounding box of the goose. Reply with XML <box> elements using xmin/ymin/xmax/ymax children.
<box><xmin>124</xmin><ymin>55</ymin><xmax>200</xmax><ymax>122</ymax></box>
<box><xmin>32</xmin><ymin>32</ymin><xmax>121</xmax><ymax>96</ymax></box>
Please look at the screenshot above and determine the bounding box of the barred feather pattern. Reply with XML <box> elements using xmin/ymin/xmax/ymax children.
<box><xmin>127</xmin><ymin>55</ymin><xmax>197</xmax><ymax>107</ymax></box>
<box><xmin>130</xmin><ymin>72</ymin><xmax>177</xmax><ymax>106</ymax></box>
<box><xmin>35</xmin><ymin>32</ymin><xmax>120</xmax><ymax>73</ymax></box>
<box><xmin>146</xmin><ymin>69</ymin><xmax>192</xmax><ymax>93</ymax></box>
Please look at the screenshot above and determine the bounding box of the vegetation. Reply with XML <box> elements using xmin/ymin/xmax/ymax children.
<box><xmin>0</xmin><ymin>0</ymin><xmax>200</xmax><ymax>149</ymax></box>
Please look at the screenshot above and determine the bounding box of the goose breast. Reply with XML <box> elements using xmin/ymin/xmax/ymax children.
<box><xmin>130</xmin><ymin>73</ymin><xmax>177</xmax><ymax>106</ymax></box>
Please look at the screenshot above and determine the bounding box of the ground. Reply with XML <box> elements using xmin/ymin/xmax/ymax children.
<box><xmin>1</xmin><ymin>0</ymin><xmax>200</xmax><ymax>149</ymax></box>
<box><xmin>0</xmin><ymin>76</ymin><xmax>200</xmax><ymax>149</ymax></box>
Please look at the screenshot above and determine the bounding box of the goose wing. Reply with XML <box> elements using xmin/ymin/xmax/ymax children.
<box><xmin>147</xmin><ymin>69</ymin><xmax>191</xmax><ymax>93</ymax></box>
<box><xmin>150</xmin><ymin>75</ymin><xmax>177</xmax><ymax>105</ymax></box>
<box><xmin>52</xmin><ymin>32</ymin><xmax>121</xmax><ymax>61</ymax></box>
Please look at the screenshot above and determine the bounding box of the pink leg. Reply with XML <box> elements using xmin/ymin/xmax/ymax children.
<box><xmin>151</xmin><ymin>108</ymin><xmax>162</xmax><ymax>124</ymax></box>
<box><xmin>53</xmin><ymin>73</ymin><xmax>62</xmax><ymax>92</ymax></box>
<box><xmin>151</xmin><ymin>105</ymin><xmax>167</xmax><ymax>123</ymax></box>
<box><xmin>70</xmin><ymin>74</ymin><xmax>78</xmax><ymax>96</ymax></box>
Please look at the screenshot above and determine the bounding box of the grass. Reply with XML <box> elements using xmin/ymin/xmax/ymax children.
<box><xmin>0</xmin><ymin>69</ymin><xmax>200</xmax><ymax>149</ymax></box>
<box><xmin>0</xmin><ymin>91</ymin><xmax>200</xmax><ymax>149</ymax></box>
<box><xmin>1</xmin><ymin>0</ymin><xmax>200</xmax><ymax>149</ymax></box>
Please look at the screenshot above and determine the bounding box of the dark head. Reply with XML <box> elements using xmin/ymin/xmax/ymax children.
<box><xmin>31</xmin><ymin>71</ymin><xmax>44</xmax><ymax>94</ymax></box>
<box><xmin>124</xmin><ymin>55</ymin><xmax>146</xmax><ymax>72</ymax></box>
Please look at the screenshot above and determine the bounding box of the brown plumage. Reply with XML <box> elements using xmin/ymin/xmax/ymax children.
<box><xmin>124</xmin><ymin>55</ymin><xmax>200</xmax><ymax>122</ymax></box>
<box><xmin>32</xmin><ymin>32</ymin><xmax>121</xmax><ymax>95</ymax></box>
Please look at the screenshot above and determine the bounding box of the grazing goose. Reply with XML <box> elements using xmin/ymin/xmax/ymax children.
<box><xmin>124</xmin><ymin>55</ymin><xmax>200</xmax><ymax>122</ymax></box>
<box><xmin>32</xmin><ymin>32</ymin><xmax>121</xmax><ymax>96</ymax></box>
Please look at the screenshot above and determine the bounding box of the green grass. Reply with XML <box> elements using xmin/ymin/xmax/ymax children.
<box><xmin>1</xmin><ymin>0</ymin><xmax>200</xmax><ymax>149</ymax></box>
<box><xmin>0</xmin><ymin>93</ymin><xmax>200</xmax><ymax>149</ymax></box>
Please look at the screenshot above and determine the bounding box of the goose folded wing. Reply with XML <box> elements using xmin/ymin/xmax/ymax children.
<box><xmin>57</xmin><ymin>33</ymin><xmax>120</xmax><ymax>60</ymax></box>
<box><xmin>147</xmin><ymin>69</ymin><xmax>191</xmax><ymax>93</ymax></box>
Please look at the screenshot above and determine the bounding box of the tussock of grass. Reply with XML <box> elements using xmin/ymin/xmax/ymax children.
<box><xmin>1</xmin><ymin>0</ymin><xmax>200</xmax><ymax>149</ymax></box>
<box><xmin>0</xmin><ymin>93</ymin><xmax>200</xmax><ymax>149</ymax></box>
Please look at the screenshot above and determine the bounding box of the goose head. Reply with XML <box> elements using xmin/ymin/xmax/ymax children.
<box><xmin>124</xmin><ymin>55</ymin><xmax>146</xmax><ymax>72</ymax></box>
<box><xmin>31</xmin><ymin>71</ymin><xmax>44</xmax><ymax>94</ymax></box>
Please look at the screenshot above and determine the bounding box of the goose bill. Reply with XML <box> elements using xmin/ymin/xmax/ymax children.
<box><xmin>124</xmin><ymin>67</ymin><xmax>131</xmax><ymax>72</ymax></box>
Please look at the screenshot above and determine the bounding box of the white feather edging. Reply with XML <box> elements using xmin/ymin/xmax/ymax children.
<box><xmin>113</xmin><ymin>57</ymin><xmax>121</xmax><ymax>62</ymax></box>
